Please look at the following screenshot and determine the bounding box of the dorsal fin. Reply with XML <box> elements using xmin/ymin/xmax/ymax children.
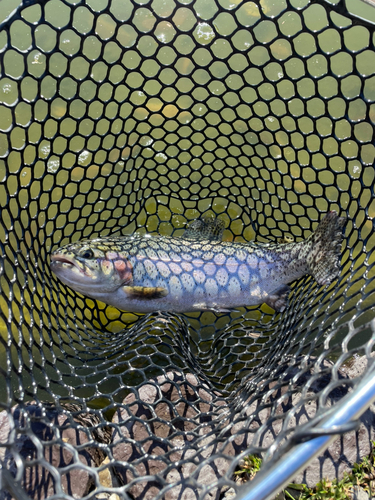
<box><xmin>183</xmin><ymin>217</ymin><xmax>225</xmax><ymax>241</ymax></box>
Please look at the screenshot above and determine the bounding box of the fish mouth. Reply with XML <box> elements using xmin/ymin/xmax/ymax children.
<box><xmin>50</xmin><ymin>254</ymin><xmax>83</xmax><ymax>272</ymax></box>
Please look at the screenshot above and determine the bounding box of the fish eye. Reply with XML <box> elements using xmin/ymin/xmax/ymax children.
<box><xmin>80</xmin><ymin>249</ymin><xmax>94</xmax><ymax>259</ymax></box>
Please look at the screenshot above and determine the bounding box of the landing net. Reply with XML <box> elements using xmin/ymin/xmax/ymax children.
<box><xmin>1</xmin><ymin>0</ymin><xmax>375</xmax><ymax>499</ymax></box>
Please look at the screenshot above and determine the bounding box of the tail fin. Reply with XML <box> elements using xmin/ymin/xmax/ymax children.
<box><xmin>306</xmin><ymin>211</ymin><xmax>346</xmax><ymax>286</ymax></box>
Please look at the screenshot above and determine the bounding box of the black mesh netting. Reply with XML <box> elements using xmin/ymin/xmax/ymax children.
<box><xmin>1</xmin><ymin>0</ymin><xmax>375</xmax><ymax>498</ymax></box>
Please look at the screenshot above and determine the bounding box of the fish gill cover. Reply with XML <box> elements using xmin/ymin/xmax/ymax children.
<box><xmin>0</xmin><ymin>0</ymin><xmax>375</xmax><ymax>499</ymax></box>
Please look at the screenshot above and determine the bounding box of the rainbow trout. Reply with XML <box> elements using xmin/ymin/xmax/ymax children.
<box><xmin>50</xmin><ymin>212</ymin><xmax>345</xmax><ymax>313</ymax></box>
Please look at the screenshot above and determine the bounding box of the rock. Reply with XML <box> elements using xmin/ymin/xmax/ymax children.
<box><xmin>232</xmin><ymin>354</ymin><xmax>375</xmax><ymax>489</ymax></box>
<box><xmin>2</xmin><ymin>353</ymin><xmax>371</xmax><ymax>500</ymax></box>
<box><xmin>221</xmin><ymin>354</ymin><xmax>375</xmax><ymax>490</ymax></box>
<box><xmin>340</xmin><ymin>353</ymin><xmax>373</xmax><ymax>379</ymax></box>
<box><xmin>228</xmin><ymin>357</ymin><xmax>350</xmax><ymax>450</ymax></box>
<box><xmin>111</xmin><ymin>371</ymin><xmax>232</xmax><ymax>500</ymax></box>
<box><xmin>352</xmin><ymin>486</ymin><xmax>370</xmax><ymax>500</ymax></box>
<box><xmin>0</xmin><ymin>402</ymin><xmax>111</xmax><ymax>500</ymax></box>
<box><xmin>223</xmin><ymin>488</ymin><xmax>236</xmax><ymax>499</ymax></box>
<box><xmin>97</xmin><ymin>457</ymin><xmax>122</xmax><ymax>500</ymax></box>
<box><xmin>110</xmin><ymin>356</ymin><xmax>375</xmax><ymax>498</ymax></box>
<box><xmin>291</xmin><ymin>355</ymin><xmax>375</xmax><ymax>487</ymax></box>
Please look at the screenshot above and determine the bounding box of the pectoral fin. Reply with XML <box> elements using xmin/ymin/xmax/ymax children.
<box><xmin>264</xmin><ymin>285</ymin><xmax>291</xmax><ymax>312</ymax></box>
<box><xmin>123</xmin><ymin>286</ymin><xmax>168</xmax><ymax>300</ymax></box>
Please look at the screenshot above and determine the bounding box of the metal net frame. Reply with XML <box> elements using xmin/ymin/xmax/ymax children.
<box><xmin>0</xmin><ymin>0</ymin><xmax>375</xmax><ymax>498</ymax></box>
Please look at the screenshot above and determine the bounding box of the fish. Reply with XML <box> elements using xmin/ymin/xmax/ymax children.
<box><xmin>50</xmin><ymin>211</ymin><xmax>346</xmax><ymax>314</ymax></box>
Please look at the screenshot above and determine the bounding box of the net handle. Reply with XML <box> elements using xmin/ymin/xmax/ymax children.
<box><xmin>359</xmin><ymin>0</ymin><xmax>375</xmax><ymax>7</ymax></box>
<box><xmin>234</xmin><ymin>348</ymin><xmax>375</xmax><ymax>500</ymax></box>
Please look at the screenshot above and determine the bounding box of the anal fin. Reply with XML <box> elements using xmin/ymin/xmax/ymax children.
<box><xmin>124</xmin><ymin>286</ymin><xmax>168</xmax><ymax>300</ymax></box>
<box><xmin>264</xmin><ymin>285</ymin><xmax>291</xmax><ymax>312</ymax></box>
<box><xmin>192</xmin><ymin>302</ymin><xmax>238</xmax><ymax>313</ymax></box>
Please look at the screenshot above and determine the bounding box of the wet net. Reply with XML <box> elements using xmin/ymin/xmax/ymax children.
<box><xmin>1</xmin><ymin>0</ymin><xmax>375</xmax><ymax>498</ymax></box>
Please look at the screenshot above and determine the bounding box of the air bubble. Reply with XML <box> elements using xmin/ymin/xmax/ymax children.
<box><xmin>47</xmin><ymin>157</ymin><xmax>60</xmax><ymax>173</ymax></box>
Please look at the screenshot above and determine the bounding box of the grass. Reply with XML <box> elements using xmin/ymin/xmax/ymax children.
<box><xmin>234</xmin><ymin>454</ymin><xmax>263</xmax><ymax>481</ymax></box>
<box><xmin>234</xmin><ymin>444</ymin><xmax>375</xmax><ymax>499</ymax></box>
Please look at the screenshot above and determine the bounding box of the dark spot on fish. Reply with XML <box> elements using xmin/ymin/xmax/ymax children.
<box><xmin>123</xmin><ymin>286</ymin><xmax>168</xmax><ymax>299</ymax></box>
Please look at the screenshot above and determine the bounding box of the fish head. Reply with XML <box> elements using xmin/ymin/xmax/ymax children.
<box><xmin>50</xmin><ymin>240</ymin><xmax>133</xmax><ymax>296</ymax></box>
